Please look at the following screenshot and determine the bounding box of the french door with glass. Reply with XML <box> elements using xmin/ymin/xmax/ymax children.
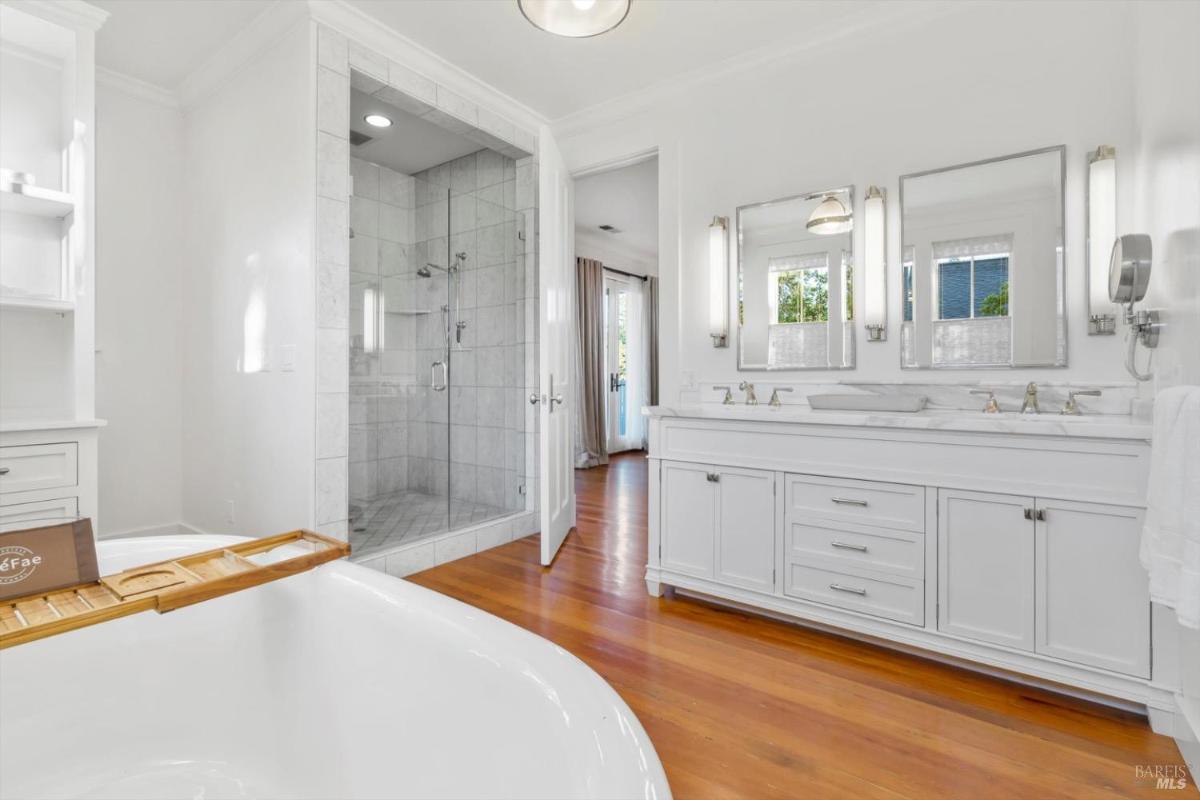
<box><xmin>603</xmin><ymin>272</ymin><xmax>640</xmax><ymax>454</ymax></box>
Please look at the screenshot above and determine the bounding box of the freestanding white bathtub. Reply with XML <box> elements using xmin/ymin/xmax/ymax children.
<box><xmin>0</xmin><ymin>535</ymin><xmax>671</xmax><ymax>800</ymax></box>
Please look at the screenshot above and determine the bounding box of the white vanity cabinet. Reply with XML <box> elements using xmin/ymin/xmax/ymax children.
<box><xmin>1034</xmin><ymin>498</ymin><xmax>1149</xmax><ymax>677</ymax></box>
<box><xmin>659</xmin><ymin>460</ymin><xmax>775</xmax><ymax>592</ymax></box>
<box><xmin>645</xmin><ymin>407</ymin><xmax>1172</xmax><ymax>720</ymax></box>
<box><xmin>938</xmin><ymin>489</ymin><xmax>1150</xmax><ymax>677</ymax></box>
<box><xmin>938</xmin><ymin>489</ymin><xmax>1036</xmax><ymax>650</ymax></box>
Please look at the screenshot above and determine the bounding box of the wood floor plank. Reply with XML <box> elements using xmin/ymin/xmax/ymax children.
<box><xmin>409</xmin><ymin>453</ymin><xmax>1193</xmax><ymax>799</ymax></box>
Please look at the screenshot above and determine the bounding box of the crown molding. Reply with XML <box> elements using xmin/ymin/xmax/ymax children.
<box><xmin>174</xmin><ymin>0</ymin><xmax>309</xmax><ymax>110</ymax></box>
<box><xmin>2</xmin><ymin>0</ymin><xmax>108</xmax><ymax>32</ymax></box>
<box><xmin>0</xmin><ymin>39</ymin><xmax>62</xmax><ymax>70</ymax></box>
<box><xmin>575</xmin><ymin>228</ymin><xmax>657</xmax><ymax>272</ymax></box>
<box><xmin>552</xmin><ymin>0</ymin><xmax>962</xmax><ymax>140</ymax></box>
<box><xmin>306</xmin><ymin>0</ymin><xmax>548</xmax><ymax>134</ymax></box>
<box><xmin>96</xmin><ymin>67</ymin><xmax>179</xmax><ymax>108</ymax></box>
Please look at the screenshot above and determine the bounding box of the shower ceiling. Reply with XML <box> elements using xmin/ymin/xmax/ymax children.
<box><xmin>349</xmin><ymin>89</ymin><xmax>483</xmax><ymax>175</ymax></box>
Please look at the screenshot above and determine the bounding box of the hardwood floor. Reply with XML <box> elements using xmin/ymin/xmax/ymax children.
<box><xmin>409</xmin><ymin>452</ymin><xmax>1192</xmax><ymax>799</ymax></box>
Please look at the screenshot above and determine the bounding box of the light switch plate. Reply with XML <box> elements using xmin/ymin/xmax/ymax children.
<box><xmin>279</xmin><ymin>344</ymin><xmax>297</xmax><ymax>372</ymax></box>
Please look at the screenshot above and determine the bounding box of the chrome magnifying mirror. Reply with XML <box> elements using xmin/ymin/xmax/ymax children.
<box><xmin>1108</xmin><ymin>233</ymin><xmax>1152</xmax><ymax>304</ymax></box>
<box><xmin>1108</xmin><ymin>233</ymin><xmax>1161</xmax><ymax>380</ymax></box>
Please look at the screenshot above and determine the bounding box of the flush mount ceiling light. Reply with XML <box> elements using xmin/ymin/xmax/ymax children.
<box><xmin>806</xmin><ymin>193</ymin><xmax>853</xmax><ymax>235</ymax></box>
<box><xmin>518</xmin><ymin>0</ymin><xmax>631</xmax><ymax>38</ymax></box>
<box><xmin>363</xmin><ymin>113</ymin><xmax>392</xmax><ymax>128</ymax></box>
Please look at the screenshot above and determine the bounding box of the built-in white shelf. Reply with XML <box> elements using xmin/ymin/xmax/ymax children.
<box><xmin>0</xmin><ymin>296</ymin><xmax>74</xmax><ymax>313</ymax></box>
<box><xmin>0</xmin><ymin>185</ymin><xmax>74</xmax><ymax>219</ymax></box>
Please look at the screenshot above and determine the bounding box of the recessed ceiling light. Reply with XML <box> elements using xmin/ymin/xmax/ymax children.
<box><xmin>364</xmin><ymin>113</ymin><xmax>392</xmax><ymax>128</ymax></box>
<box><xmin>518</xmin><ymin>0</ymin><xmax>630</xmax><ymax>38</ymax></box>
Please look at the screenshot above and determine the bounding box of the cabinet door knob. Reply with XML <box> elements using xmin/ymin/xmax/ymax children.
<box><xmin>1035</xmin><ymin>509</ymin><xmax>1046</xmax><ymax>521</ymax></box>
<box><xmin>706</xmin><ymin>472</ymin><xmax>720</xmax><ymax>482</ymax></box>
<box><xmin>1023</xmin><ymin>508</ymin><xmax>1034</xmax><ymax>520</ymax></box>
<box><xmin>0</xmin><ymin>467</ymin><xmax>9</xmax><ymax>475</ymax></box>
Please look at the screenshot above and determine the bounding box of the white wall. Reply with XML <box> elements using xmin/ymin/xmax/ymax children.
<box><xmin>557</xmin><ymin>1</ymin><xmax>1141</xmax><ymax>402</ymax></box>
<box><xmin>1131</xmin><ymin>0</ymin><xmax>1200</xmax><ymax>768</ymax></box>
<box><xmin>180</xmin><ymin>17</ymin><xmax>316</xmax><ymax>536</ymax></box>
<box><xmin>94</xmin><ymin>83</ymin><xmax>185</xmax><ymax>536</ymax></box>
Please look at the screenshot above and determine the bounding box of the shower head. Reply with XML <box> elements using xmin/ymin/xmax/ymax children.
<box><xmin>418</xmin><ymin>263</ymin><xmax>446</xmax><ymax>278</ymax></box>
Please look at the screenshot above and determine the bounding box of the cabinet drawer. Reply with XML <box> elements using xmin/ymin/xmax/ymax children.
<box><xmin>786</xmin><ymin>474</ymin><xmax>924</xmax><ymax>532</ymax></box>
<box><xmin>788</xmin><ymin>520</ymin><xmax>924</xmax><ymax>580</ymax></box>
<box><xmin>785</xmin><ymin>563</ymin><xmax>924</xmax><ymax>625</ymax></box>
<box><xmin>0</xmin><ymin>497</ymin><xmax>79</xmax><ymax>532</ymax></box>
<box><xmin>0</xmin><ymin>443</ymin><xmax>78</xmax><ymax>496</ymax></box>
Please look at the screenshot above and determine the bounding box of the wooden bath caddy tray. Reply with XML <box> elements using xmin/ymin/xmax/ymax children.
<box><xmin>0</xmin><ymin>530</ymin><xmax>349</xmax><ymax>649</ymax></box>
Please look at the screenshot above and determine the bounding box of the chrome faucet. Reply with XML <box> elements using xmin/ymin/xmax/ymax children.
<box><xmin>1061</xmin><ymin>389</ymin><xmax>1102</xmax><ymax>416</ymax></box>
<box><xmin>713</xmin><ymin>385</ymin><xmax>735</xmax><ymax>405</ymax></box>
<box><xmin>739</xmin><ymin>381</ymin><xmax>758</xmax><ymax>406</ymax></box>
<box><xmin>1020</xmin><ymin>382</ymin><xmax>1040</xmax><ymax>414</ymax></box>
<box><xmin>768</xmin><ymin>387</ymin><xmax>793</xmax><ymax>408</ymax></box>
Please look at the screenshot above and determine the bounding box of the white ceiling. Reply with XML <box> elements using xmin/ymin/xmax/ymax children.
<box><xmin>574</xmin><ymin>157</ymin><xmax>658</xmax><ymax>263</ymax></box>
<box><xmin>350</xmin><ymin>89</ymin><xmax>482</xmax><ymax>175</ymax></box>
<box><xmin>345</xmin><ymin>0</ymin><xmax>881</xmax><ymax>120</ymax></box>
<box><xmin>91</xmin><ymin>0</ymin><xmax>272</xmax><ymax>89</ymax></box>
<box><xmin>90</xmin><ymin>0</ymin><xmax>884</xmax><ymax>118</ymax></box>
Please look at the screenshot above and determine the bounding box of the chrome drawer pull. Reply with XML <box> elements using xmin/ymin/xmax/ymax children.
<box><xmin>831</xmin><ymin>541</ymin><xmax>868</xmax><ymax>553</ymax></box>
<box><xmin>830</xmin><ymin>497</ymin><xmax>868</xmax><ymax>507</ymax></box>
<box><xmin>0</xmin><ymin>467</ymin><xmax>9</xmax><ymax>476</ymax></box>
<box><xmin>829</xmin><ymin>583</ymin><xmax>867</xmax><ymax>596</ymax></box>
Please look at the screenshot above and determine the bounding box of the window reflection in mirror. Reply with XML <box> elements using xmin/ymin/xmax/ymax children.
<box><xmin>900</xmin><ymin>147</ymin><xmax>1065</xmax><ymax>369</ymax></box>
<box><xmin>737</xmin><ymin>187</ymin><xmax>855</xmax><ymax>370</ymax></box>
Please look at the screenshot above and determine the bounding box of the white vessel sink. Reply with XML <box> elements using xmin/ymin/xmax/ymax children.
<box><xmin>807</xmin><ymin>394</ymin><xmax>928</xmax><ymax>412</ymax></box>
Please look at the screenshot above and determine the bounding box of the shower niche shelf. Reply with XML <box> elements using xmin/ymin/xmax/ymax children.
<box><xmin>0</xmin><ymin>185</ymin><xmax>74</xmax><ymax>219</ymax></box>
<box><xmin>0</xmin><ymin>530</ymin><xmax>349</xmax><ymax>649</ymax></box>
<box><xmin>0</xmin><ymin>296</ymin><xmax>75</xmax><ymax>313</ymax></box>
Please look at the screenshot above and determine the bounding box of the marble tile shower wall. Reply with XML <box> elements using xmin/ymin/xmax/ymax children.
<box><xmin>348</xmin><ymin>157</ymin><xmax>416</xmax><ymax>504</ymax></box>
<box><xmin>408</xmin><ymin>149</ymin><xmax>530</xmax><ymax>513</ymax></box>
<box><xmin>314</xmin><ymin>22</ymin><xmax>540</xmax><ymax>545</ymax></box>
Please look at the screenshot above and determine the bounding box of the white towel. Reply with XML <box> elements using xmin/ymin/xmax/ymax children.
<box><xmin>1140</xmin><ymin>385</ymin><xmax>1200</xmax><ymax>629</ymax></box>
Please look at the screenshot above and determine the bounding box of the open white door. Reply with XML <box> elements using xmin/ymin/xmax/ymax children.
<box><xmin>537</xmin><ymin>129</ymin><xmax>576</xmax><ymax>565</ymax></box>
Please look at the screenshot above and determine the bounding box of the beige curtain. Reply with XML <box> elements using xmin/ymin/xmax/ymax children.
<box><xmin>646</xmin><ymin>276</ymin><xmax>659</xmax><ymax>407</ymax></box>
<box><xmin>576</xmin><ymin>257</ymin><xmax>608</xmax><ymax>468</ymax></box>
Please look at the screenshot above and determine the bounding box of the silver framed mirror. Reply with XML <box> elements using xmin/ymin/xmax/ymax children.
<box><xmin>899</xmin><ymin>146</ymin><xmax>1066</xmax><ymax>369</ymax></box>
<box><xmin>736</xmin><ymin>186</ymin><xmax>855</xmax><ymax>371</ymax></box>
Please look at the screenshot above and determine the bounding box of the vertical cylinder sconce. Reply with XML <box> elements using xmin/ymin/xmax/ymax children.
<box><xmin>1087</xmin><ymin>145</ymin><xmax>1117</xmax><ymax>334</ymax></box>
<box><xmin>863</xmin><ymin>186</ymin><xmax>887</xmax><ymax>341</ymax></box>
<box><xmin>708</xmin><ymin>215</ymin><xmax>729</xmax><ymax>347</ymax></box>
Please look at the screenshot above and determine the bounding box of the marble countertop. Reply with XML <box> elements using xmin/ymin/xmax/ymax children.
<box><xmin>645</xmin><ymin>404</ymin><xmax>1152</xmax><ymax>441</ymax></box>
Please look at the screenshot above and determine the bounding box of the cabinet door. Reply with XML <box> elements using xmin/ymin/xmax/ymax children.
<box><xmin>660</xmin><ymin>461</ymin><xmax>716</xmax><ymax>578</ymax></box>
<box><xmin>938</xmin><ymin>489</ymin><xmax>1035</xmax><ymax>651</ymax></box>
<box><xmin>715</xmin><ymin>467</ymin><xmax>776</xmax><ymax>593</ymax></box>
<box><xmin>1036</xmin><ymin>499</ymin><xmax>1150</xmax><ymax>677</ymax></box>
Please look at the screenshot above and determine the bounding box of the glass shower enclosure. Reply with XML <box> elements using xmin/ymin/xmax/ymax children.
<box><xmin>347</xmin><ymin>150</ymin><xmax>527</xmax><ymax>559</ymax></box>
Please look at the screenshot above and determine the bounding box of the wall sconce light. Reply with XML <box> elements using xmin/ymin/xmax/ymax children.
<box><xmin>863</xmin><ymin>185</ymin><xmax>887</xmax><ymax>342</ymax></box>
<box><xmin>1087</xmin><ymin>145</ymin><xmax>1117</xmax><ymax>335</ymax></box>
<box><xmin>708</xmin><ymin>215</ymin><xmax>729</xmax><ymax>347</ymax></box>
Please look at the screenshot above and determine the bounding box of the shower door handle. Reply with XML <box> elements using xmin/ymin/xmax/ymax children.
<box><xmin>431</xmin><ymin>360</ymin><xmax>447</xmax><ymax>392</ymax></box>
